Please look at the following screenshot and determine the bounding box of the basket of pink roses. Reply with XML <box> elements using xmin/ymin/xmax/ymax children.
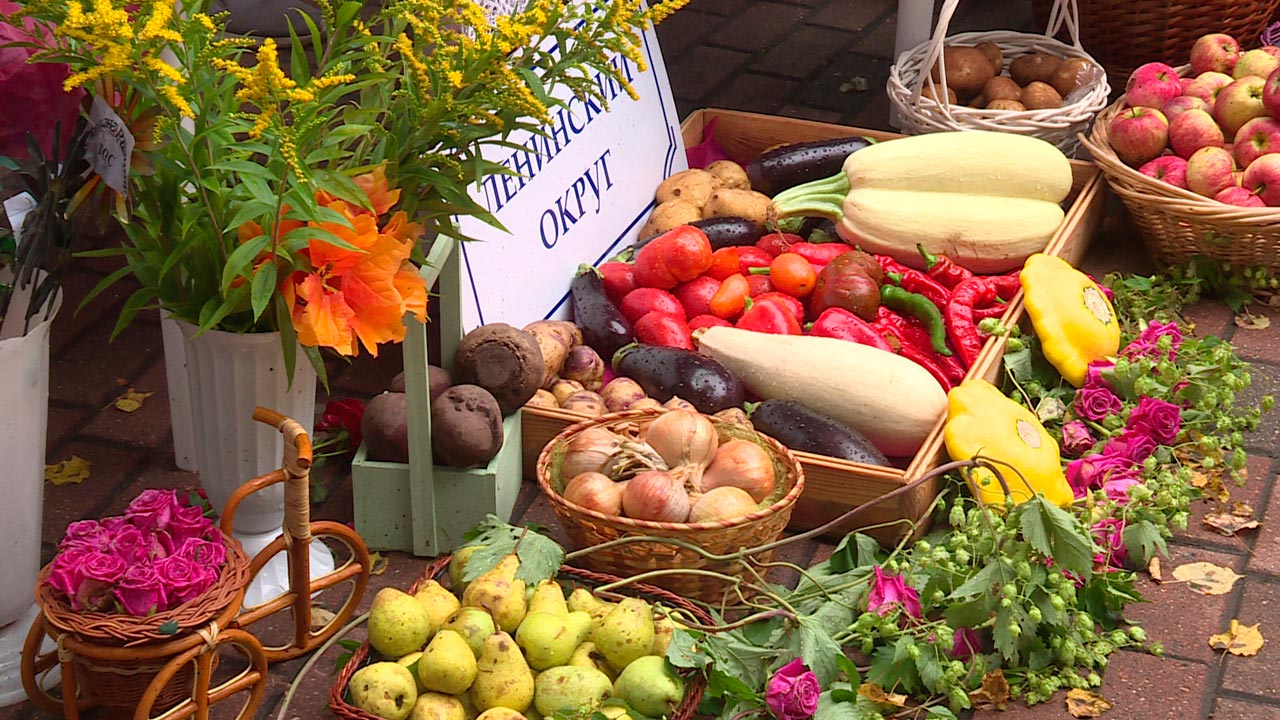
<box><xmin>31</xmin><ymin>488</ymin><xmax>250</xmax><ymax>711</ymax></box>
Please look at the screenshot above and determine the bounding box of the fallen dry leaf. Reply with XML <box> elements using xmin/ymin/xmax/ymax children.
<box><xmin>1171</xmin><ymin>562</ymin><xmax>1243</xmax><ymax>595</ymax></box>
<box><xmin>1235</xmin><ymin>312</ymin><xmax>1271</xmax><ymax>330</ymax></box>
<box><xmin>1148</xmin><ymin>556</ymin><xmax>1163</xmax><ymax>583</ymax></box>
<box><xmin>1066</xmin><ymin>688</ymin><xmax>1112</xmax><ymax>717</ymax></box>
<box><xmin>857</xmin><ymin>683</ymin><xmax>907</xmax><ymax>708</ymax></box>
<box><xmin>1209</xmin><ymin>619</ymin><xmax>1265</xmax><ymax>656</ymax></box>
<box><xmin>1232</xmin><ymin>502</ymin><xmax>1255</xmax><ymax>517</ymax></box>
<box><xmin>1189</xmin><ymin>469</ymin><xmax>1210</xmax><ymax>489</ymax></box>
<box><xmin>969</xmin><ymin>669</ymin><xmax>1010</xmax><ymax>710</ymax></box>
<box><xmin>369</xmin><ymin>551</ymin><xmax>388</xmax><ymax>576</ymax></box>
<box><xmin>310</xmin><ymin>606</ymin><xmax>337</xmax><ymax>631</ymax></box>
<box><xmin>45</xmin><ymin>455</ymin><xmax>91</xmax><ymax>486</ymax></box>
<box><xmin>114</xmin><ymin>388</ymin><xmax>154</xmax><ymax>413</ymax></box>
<box><xmin>1203</xmin><ymin>512</ymin><xmax>1261</xmax><ymax>537</ymax></box>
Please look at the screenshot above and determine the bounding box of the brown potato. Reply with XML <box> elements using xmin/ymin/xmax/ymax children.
<box><xmin>638</xmin><ymin>199</ymin><xmax>701</xmax><ymax>238</ymax></box>
<box><xmin>703</xmin><ymin>188</ymin><xmax>773</xmax><ymax>224</ymax></box>
<box><xmin>921</xmin><ymin>83</ymin><xmax>957</xmax><ymax>105</ymax></box>
<box><xmin>1009</xmin><ymin>53</ymin><xmax>1063</xmax><ymax>86</ymax></box>
<box><xmin>930</xmin><ymin>46</ymin><xmax>996</xmax><ymax>99</ymax></box>
<box><xmin>1050</xmin><ymin>57</ymin><xmax>1102</xmax><ymax>97</ymax></box>
<box><xmin>705</xmin><ymin>160</ymin><xmax>751</xmax><ymax>190</ymax></box>
<box><xmin>983</xmin><ymin>76</ymin><xmax>1022</xmax><ymax>103</ymax></box>
<box><xmin>655</xmin><ymin>168</ymin><xmax>722</xmax><ymax>208</ymax></box>
<box><xmin>1019</xmin><ymin>81</ymin><xmax>1063</xmax><ymax>110</ymax></box>
<box><xmin>974</xmin><ymin>41</ymin><xmax>1004</xmax><ymax>74</ymax></box>
<box><xmin>986</xmin><ymin>99</ymin><xmax>1027</xmax><ymax>111</ymax></box>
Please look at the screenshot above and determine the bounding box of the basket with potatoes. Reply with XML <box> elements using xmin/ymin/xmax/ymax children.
<box><xmin>329</xmin><ymin>552</ymin><xmax>710</xmax><ymax>720</ymax></box>
<box><xmin>887</xmin><ymin>0</ymin><xmax>1109</xmax><ymax>155</ymax></box>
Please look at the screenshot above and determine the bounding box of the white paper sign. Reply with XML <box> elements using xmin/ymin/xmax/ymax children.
<box><xmin>86</xmin><ymin>95</ymin><xmax>134</xmax><ymax>196</ymax></box>
<box><xmin>453</xmin><ymin>20</ymin><xmax>686</xmax><ymax>330</ymax></box>
<box><xmin>3</xmin><ymin>192</ymin><xmax>36</xmax><ymax>247</ymax></box>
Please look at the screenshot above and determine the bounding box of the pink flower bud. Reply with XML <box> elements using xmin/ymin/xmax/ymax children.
<box><xmin>765</xmin><ymin>659</ymin><xmax>820</xmax><ymax>720</ymax></box>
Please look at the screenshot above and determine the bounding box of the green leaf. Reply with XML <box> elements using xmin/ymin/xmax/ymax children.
<box><xmin>926</xmin><ymin>707</ymin><xmax>959</xmax><ymax>719</ymax></box>
<box><xmin>814</xmin><ymin>688</ymin><xmax>860</xmax><ymax>720</ymax></box>
<box><xmin>287</xmin><ymin>18</ymin><xmax>311</xmax><ymax>85</ymax></box>
<box><xmin>460</xmin><ymin>515</ymin><xmax>565</xmax><ymax>585</ymax></box>
<box><xmin>665</xmin><ymin>629</ymin><xmax>709</xmax><ymax>670</ymax></box>
<box><xmin>867</xmin><ymin>639</ymin><xmax>920</xmax><ymax>695</ymax></box>
<box><xmin>795</xmin><ymin>615</ymin><xmax>844</xmax><ymax>685</ymax></box>
<box><xmin>250</xmin><ymin>262</ymin><xmax>278</xmax><ymax>321</ymax></box>
<box><xmin>947</xmin><ymin>560</ymin><xmax>1010</xmax><ymax>600</ymax></box>
<box><xmin>915</xmin><ymin>645</ymin><xmax>945</xmax><ymax>693</ymax></box>
<box><xmin>276</xmin><ymin>294</ymin><xmax>299</xmax><ymax>389</ymax></box>
<box><xmin>1122</xmin><ymin>520</ymin><xmax>1167</xmax><ymax>566</ymax></box>
<box><xmin>1016</xmin><ymin>496</ymin><xmax>1094</xmax><ymax>579</ymax></box>
<box><xmin>221</xmin><ymin>233</ymin><xmax>269</xmax><ymax>292</ymax></box>
<box><xmin>993</xmin><ymin>604</ymin><xmax>1017</xmax><ymax>660</ymax></box>
<box><xmin>157</xmin><ymin>620</ymin><xmax>179</xmax><ymax>635</ymax></box>
<box><xmin>836</xmin><ymin>654</ymin><xmax>861</xmax><ymax>686</ymax></box>
<box><xmin>313</xmin><ymin>168</ymin><xmax>373</xmax><ymax>211</ymax></box>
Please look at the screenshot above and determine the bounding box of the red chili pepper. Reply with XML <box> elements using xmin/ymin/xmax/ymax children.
<box><xmin>875</xmin><ymin>254</ymin><xmax>914</xmax><ymax>276</ymax></box>
<box><xmin>736</xmin><ymin>246</ymin><xmax>774</xmax><ymax>273</ymax></box>
<box><xmin>709</xmin><ymin>273</ymin><xmax>750</xmax><ymax>319</ymax></box>
<box><xmin>810</xmin><ymin>308</ymin><xmax>894</xmax><ymax>353</ymax></box>
<box><xmin>917</xmin><ymin>244</ymin><xmax>974</xmax><ymax>289</ymax></box>
<box><xmin>973</xmin><ymin>303</ymin><xmax>1009</xmax><ymax>321</ymax></box>
<box><xmin>736</xmin><ymin>298</ymin><xmax>802</xmax><ymax>335</ymax></box>
<box><xmin>886</xmin><ymin>268</ymin><xmax>951</xmax><ymax>309</ymax></box>
<box><xmin>673</xmin><ymin>276</ymin><xmax>721</xmax><ymax>319</ymax></box>
<box><xmin>756</xmin><ymin>231</ymin><xmax>803</xmax><ymax>257</ymax></box>
<box><xmin>898</xmin><ymin>342</ymin><xmax>955</xmax><ymax>391</ymax></box>
<box><xmin>620</xmin><ymin>287</ymin><xmax>685</xmax><ymax>324</ymax></box>
<box><xmin>991</xmin><ymin>271</ymin><xmax>1022</xmax><ymax>301</ymax></box>
<box><xmin>634</xmin><ymin>310</ymin><xmax>694</xmax><ymax>349</ymax></box>
<box><xmin>598</xmin><ymin>261</ymin><xmax>637</xmax><ymax>305</ymax></box>
<box><xmin>945</xmin><ymin>277</ymin><xmax>1000</xmax><ymax>368</ymax></box>
<box><xmin>752</xmin><ymin>292</ymin><xmax>805</xmax><ymax>323</ymax></box>
<box><xmin>747</xmin><ymin>274</ymin><xmax>775</xmax><ymax>297</ymax></box>
<box><xmin>707</xmin><ymin>247</ymin><xmax>741</xmax><ymax>280</ymax></box>
<box><xmin>874</xmin><ymin>307</ymin><xmax>934</xmax><ymax>354</ymax></box>
<box><xmin>689</xmin><ymin>314</ymin><xmax>732</xmax><ymax>330</ymax></box>
<box><xmin>787</xmin><ymin>242</ymin><xmax>853</xmax><ymax>266</ymax></box>
<box><xmin>633</xmin><ymin>226</ymin><xmax>712</xmax><ymax>289</ymax></box>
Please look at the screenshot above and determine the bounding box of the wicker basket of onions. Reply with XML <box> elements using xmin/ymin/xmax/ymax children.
<box><xmin>535</xmin><ymin>407</ymin><xmax>805</xmax><ymax>602</ymax></box>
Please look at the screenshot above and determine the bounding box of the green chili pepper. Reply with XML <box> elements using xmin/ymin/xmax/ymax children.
<box><xmin>879</xmin><ymin>284</ymin><xmax>952</xmax><ymax>356</ymax></box>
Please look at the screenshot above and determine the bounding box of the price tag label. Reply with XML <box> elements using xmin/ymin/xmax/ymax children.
<box><xmin>3</xmin><ymin>192</ymin><xmax>37</xmax><ymax>248</ymax></box>
<box><xmin>85</xmin><ymin>95</ymin><xmax>134</xmax><ymax>196</ymax></box>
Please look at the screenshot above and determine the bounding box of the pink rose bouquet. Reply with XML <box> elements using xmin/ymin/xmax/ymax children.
<box><xmin>44</xmin><ymin>489</ymin><xmax>224</xmax><ymax>615</ymax></box>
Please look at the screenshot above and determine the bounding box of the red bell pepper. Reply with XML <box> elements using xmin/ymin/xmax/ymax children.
<box><xmin>673</xmin><ymin>276</ymin><xmax>721</xmax><ymax>319</ymax></box>
<box><xmin>707</xmin><ymin>247</ymin><xmax>741</xmax><ymax>280</ymax></box>
<box><xmin>737</xmin><ymin>298</ymin><xmax>802</xmax><ymax>335</ymax></box>
<box><xmin>756</xmin><ymin>231</ymin><xmax>803</xmax><ymax>257</ymax></box>
<box><xmin>633</xmin><ymin>225</ymin><xmax>713</xmax><ymax>289</ymax></box>
<box><xmin>634</xmin><ymin>310</ymin><xmax>694</xmax><ymax>349</ymax></box>
<box><xmin>747</xmin><ymin>274</ymin><xmax>775</xmax><ymax>297</ymax></box>
<box><xmin>598</xmin><ymin>261</ymin><xmax>636</xmax><ymax>305</ymax></box>
<box><xmin>709</xmin><ymin>273</ymin><xmax>750</xmax><ymax>319</ymax></box>
<box><xmin>752</xmin><ymin>292</ymin><xmax>805</xmax><ymax>323</ymax></box>
<box><xmin>736</xmin><ymin>246</ymin><xmax>774</xmax><ymax>274</ymax></box>
<box><xmin>787</xmin><ymin>242</ymin><xmax>853</xmax><ymax>266</ymax></box>
<box><xmin>620</xmin><ymin>287</ymin><xmax>685</xmax><ymax>323</ymax></box>
<box><xmin>689</xmin><ymin>314</ymin><xmax>732</xmax><ymax>330</ymax></box>
<box><xmin>810</xmin><ymin>308</ymin><xmax>894</xmax><ymax>353</ymax></box>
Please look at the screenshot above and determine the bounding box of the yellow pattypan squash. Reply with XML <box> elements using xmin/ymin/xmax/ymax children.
<box><xmin>1019</xmin><ymin>253</ymin><xmax>1120</xmax><ymax>387</ymax></box>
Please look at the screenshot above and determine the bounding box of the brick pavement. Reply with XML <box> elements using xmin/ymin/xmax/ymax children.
<box><xmin>5</xmin><ymin>1</ymin><xmax>1280</xmax><ymax>718</ymax></box>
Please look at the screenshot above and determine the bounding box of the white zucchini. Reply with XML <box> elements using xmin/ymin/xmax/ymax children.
<box><xmin>696</xmin><ymin>327</ymin><xmax>947</xmax><ymax>457</ymax></box>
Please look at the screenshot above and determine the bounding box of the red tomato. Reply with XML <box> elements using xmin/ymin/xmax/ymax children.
<box><xmin>620</xmin><ymin>287</ymin><xmax>685</xmax><ymax>323</ymax></box>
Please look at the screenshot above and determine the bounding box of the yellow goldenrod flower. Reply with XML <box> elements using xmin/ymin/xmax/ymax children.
<box><xmin>194</xmin><ymin>13</ymin><xmax>217</xmax><ymax>33</ymax></box>
<box><xmin>145</xmin><ymin>56</ymin><xmax>185</xmax><ymax>86</ymax></box>
<box><xmin>139</xmin><ymin>0</ymin><xmax>183</xmax><ymax>44</ymax></box>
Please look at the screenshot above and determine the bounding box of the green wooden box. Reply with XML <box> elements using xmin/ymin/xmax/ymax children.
<box><xmin>351</xmin><ymin>235</ymin><xmax>523</xmax><ymax>556</ymax></box>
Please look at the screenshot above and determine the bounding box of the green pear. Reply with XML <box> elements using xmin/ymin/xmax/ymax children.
<box><xmin>441</xmin><ymin>607</ymin><xmax>497</xmax><ymax>659</ymax></box>
<box><xmin>370</xmin><ymin>588</ymin><xmax>435</xmax><ymax>659</ymax></box>
<box><xmin>418</xmin><ymin>629</ymin><xmax>478</xmax><ymax>695</ymax></box>
<box><xmin>532</xmin><ymin>666</ymin><xmax>613</xmax><ymax>717</ymax></box>
<box><xmin>397</xmin><ymin>651</ymin><xmax>427</xmax><ymax>693</ymax></box>
<box><xmin>564</xmin><ymin>611</ymin><xmax>592</xmax><ymax>643</ymax></box>
<box><xmin>450</xmin><ymin>545</ymin><xmax>483</xmax><ymax>594</ymax></box>
<box><xmin>349</xmin><ymin>661</ymin><xmax>419</xmax><ymax>720</ymax></box>
<box><xmin>566</xmin><ymin>642</ymin><xmax>616</xmax><ymax>682</ymax></box>
<box><xmin>592</xmin><ymin>598</ymin><xmax>654</xmax><ymax>672</ymax></box>
<box><xmin>612</xmin><ymin>656</ymin><xmax>684</xmax><ymax>718</ymax></box>
<box><xmin>474</xmin><ymin>709</ymin><xmax>526</xmax><ymax>720</ymax></box>
<box><xmin>471</xmin><ymin>631</ymin><xmax>535</xmax><ymax>713</ymax></box>
<box><xmin>462</xmin><ymin>555</ymin><xmax>527</xmax><ymax>633</ymax></box>
<box><xmin>567</xmin><ymin>588</ymin><xmax>613</xmax><ymax>624</ymax></box>
<box><xmin>416</xmin><ymin>580</ymin><xmax>463</xmax><ymax>635</ymax></box>
<box><xmin>514</xmin><ymin>611</ymin><xmax>587</xmax><ymax>670</ymax></box>
<box><xmin>651</xmin><ymin>615</ymin><xmax>675</xmax><ymax>657</ymax></box>
<box><xmin>409</xmin><ymin>692</ymin><xmax>467</xmax><ymax>720</ymax></box>
<box><xmin>526</xmin><ymin>581</ymin><xmax>569</xmax><ymax>617</ymax></box>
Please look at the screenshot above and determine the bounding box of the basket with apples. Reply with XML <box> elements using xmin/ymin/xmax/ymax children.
<box><xmin>1081</xmin><ymin>33</ymin><xmax>1280</xmax><ymax>272</ymax></box>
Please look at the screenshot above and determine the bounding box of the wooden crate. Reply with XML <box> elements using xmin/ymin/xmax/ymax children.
<box><xmin>522</xmin><ymin>108</ymin><xmax>1107</xmax><ymax>543</ymax></box>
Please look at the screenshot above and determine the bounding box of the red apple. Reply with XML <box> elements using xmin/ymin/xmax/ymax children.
<box><xmin>1262</xmin><ymin>66</ymin><xmax>1280</xmax><ymax>118</ymax></box>
<box><xmin>1169</xmin><ymin>108</ymin><xmax>1225</xmax><ymax>158</ymax></box>
<box><xmin>1263</xmin><ymin>46</ymin><xmax>1280</xmax><ymax>59</ymax></box>
<box><xmin>1232</xmin><ymin>116</ymin><xmax>1280</xmax><ymax>167</ymax></box>
<box><xmin>1139</xmin><ymin>155</ymin><xmax>1190</xmax><ymax>189</ymax></box>
<box><xmin>1214</xmin><ymin>75</ymin><xmax>1269</xmax><ymax>136</ymax></box>
<box><xmin>1190</xmin><ymin>33</ymin><xmax>1241</xmax><ymax>75</ymax></box>
<box><xmin>1214</xmin><ymin>186</ymin><xmax>1266</xmax><ymax>206</ymax></box>
<box><xmin>1242</xmin><ymin>153</ymin><xmax>1280</xmax><ymax>204</ymax></box>
<box><xmin>1185</xmin><ymin>71</ymin><xmax>1234</xmax><ymax>105</ymax></box>
<box><xmin>1125</xmin><ymin>62</ymin><xmax>1184</xmax><ymax>108</ymax></box>
<box><xmin>1234</xmin><ymin>48</ymin><xmax>1280</xmax><ymax>80</ymax></box>
<box><xmin>1186</xmin><ymin>146</ymin><xmax>1238</xmax><ymax>197</ymax></box>
<box><xmin>1108</xmin><ymin>107</ymin><xmax>1170</xmax><ymax>166</ymax></box>
<box><xmin>1161</xmin><ymin>95</ymin><xmax>1210</xmax><ymax>119</ymax></box>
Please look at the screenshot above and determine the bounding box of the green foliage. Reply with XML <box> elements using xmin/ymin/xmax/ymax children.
<box><xmin>459</xmin><ymin>515</ymin><xmax>565</xmax><ymax>585</ymax></box>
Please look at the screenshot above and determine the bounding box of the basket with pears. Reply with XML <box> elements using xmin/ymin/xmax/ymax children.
<box><xmin>330</xmin><ymin>547</ymin><xmax>711</xmax><ymax>720</ymax></box>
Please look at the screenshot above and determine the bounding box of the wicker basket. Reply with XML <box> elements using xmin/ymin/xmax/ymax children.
<box><xmin>535</xmin><ymin>408</ymin><xmax>804</xmax><ymax>602</ymax></box>
<box><xmin>1032</xmin><ymin>0</ymin><xmax>1280</xmax><ymax>87</ymax></box>
<box><xmin>1080</xmin><ymin>89</ymin><xmax>1280</xmax><ymax>271</ymax></box>
<box><xmin>32</xmin><ymin>536</ymin><xmax>250</xmax><ymax>710</ymax></box>
<box><xmin>887</xmin><ymin>0</ymin><xmax>1111</xmax><ymax>156</ymax></box>
<box><xmin>329</xmin><ymin>556</ymin><xmax>711</xmax><ymax>720</ymax></box>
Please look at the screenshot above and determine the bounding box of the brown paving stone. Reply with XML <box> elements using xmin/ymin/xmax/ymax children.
<box><xmin>1250</xmin><ymin>482</ymin><xmax>1280</xmax><ymax>577</ymax></box>
<box><xmin>775</xmin><ymin>103</ymin><xmax>847</xmax><ymax>124</ymax></box>
<box><xmin>707</xmin><ymin>73</ymin><xmax>800</xmax><ymax>115</ymax></box>
<box><xmin>849</xmin><ymin>91</ymin><xmax>894</xmax><ymax>133</ymax></box>
<box><xmin>1184</xmin><ymin>299</ymin><xmax>1239</xmax><ymax>341</ymax></box>
<box><xmin>972</xmin><ymin>651</ymin><xmax>1212</xmax><ymax>719</ymax></box>
<box><xmin>755</xmin><ymin>25</ymin><xmax>852</xmax><ymax>78</ymax></box>
<box><xmin>857</xmin><ymin>15</ymin><xmax>899</xmax><ymax>60</ymax></box>
<box><xmin>951</xmin><ymin>0</ymin><xmax>1036</xmax><ymax>34</ymax></box>
<box><xmin>655</xmin><ymin>8</ymin><xmax>725</xmax><ymax>62</ymax></box>
<box><xmin>1212</xmin><ymin>697</ymin><xmax>1280</xmax><ymax>718</ymax></box>
<box><xmin>793</xmin><ymin>53</ymin><xmax>892</xmax><ymax>114</ymax></box>
<box><xmin>665</xmin><ymin>45</ymin><xmax>753</xmax><ymax>105</ymax></box>
<box><xmin>45</xmin><ymin>403</ymin><xmax>92</xmax><ymax>453</ymax></box>
<box><xmin>1125</xmin><ymin>545</ymin><xmax>1246</xmax><ymax>663</ymax></box>
<box><xmin>48</xmin><ymin>268</ymin><xmax>141</xmax><ymax>356</ymax></box>
<box><xmin>1227</xmin><ymin>306</ymin><xmax>1280</xmax><ymax>363</ymax></box>
<box><xmin>49</xmin><ymin>313</ymin><xmax>163</xmax><ymax>408</ymax></box>
<box><xmin>1237</xmin><ymin>361</ymin><xmax>1280</xmax><ymax>457</ymax></box>
<box><xmin>708</xmin><ymin>2</ymin><xmax>807</xmax><ymax>53</ymax></box>
<box><xmin>808</xmin><ymin>0</ymin><xmax>893</xmax><ymax>32</ymax></box>
<box><xmin>687</xmin><ymin>0</ymin><xmax>754</xmax><ymax>17</ymax></box>
<box><xmin>42</xmin><ymin>441</ymin><xmax>148</xmax><ymax>545</ymax></box>
<box><xmin>1220</xmin><ymin>580</ymin><xmax>1280</xmax><ymax>700</ymax></box>
<box><xmin>1177</xmin><ymin>453</ymin><xmax>1272</xmax><ymax>550</ymax></box>
<box><xmin>78</xmin><ymin>358</ymin><xmax>174</xmax><ymax>448</ymax></box>
<box><xmin>763</xmin><ymin>533</ymin><xmax>818</xmax><ymax>587</ymax></box>
<box><xmin>515</xmin><ymin>492</ymin><xmax>572</xmax><ymax>549</ymax></box>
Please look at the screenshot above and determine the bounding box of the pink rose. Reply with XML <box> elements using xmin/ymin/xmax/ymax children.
<box><xmin>114</xmin><ymin>564</ymin><xmax>168</xmax><ymax>616</ymax></box>
<box><xmin>59</xmin><ymin>519</ymin><xmax>110</xmax><ymax>552</ymax></box>
<box><xmin>1124</xmin><ymin>321</ymin><xmax>1182</xmax><ymax>360</ymax></box>
<box><xmin>1074</xmin><ymin>385</ymin><xmax>1123</xmax><ymax>421</ymax></box>
<box><xmin>1065</xmin><ymin>453</ymin><xmax>1131</xmax><ymax>498</ymax></box>
<box><xmin>74</xmin><ymin>551</ymin><xmax>127</xmax><ymax>612</ymax></box>
<box><xmin>1092</xmin><ymin>518</ymin><xmax>1128</xmax><ymax>569</ymax></box>
<box><xmin>178</xmin><ymin>537</ymin><xmax>227</xmax><ymax>571</ymax></box>
<box><xmin>126</xmin><ymin>489</ymin><xmax>183</xmax><ymax>531</ymax></box>
<box><xmin>1102</xmin><ymin>475</ymin><xmax>1142</xmax><ymax>503</ymax></box>
<box><xmin>1126</xmin><ymin>397</ymin><xmax>1182</xmax><ymax>445</ymax></box>
<box><xmin>765</xmin><ymin>659</ymin><xmax>820</xmax><ymax>720</ymax></box>
<box><xmin>100</xmin><ymin>516</ymin><xmax>127</xmax><ymax>533</ymax></box>
<box><xmin>950</xmin><ymin>627</ymin><xmax>983</xmax><ymax>660</ymax></box>
<box><xmin>166</xmin><ymin>503</ymin><xmax>214</xmax><ymax>546</ymax></box>
<box><xmin>317</xmin><ymin>398</ymin><xmax>366</xmax><ymax>449</ymax></box>
<box><xmin>1083</xmin><ymin>361</ymin><xmax>1115</xmax><ymax>391</ymax></box>
<box><xmin>867</xmin><ymin>566</ymin><xmax>922</xmax><ymax>619</ymax></box>
<box><xmin>45</xmin><ymin>546</ymin><xmax>92</xmax><ymax>601</ymax></box>
<box><xmin>1059</xmin><ymin>421</ymin><xmax>1096</xmax><ymax>457</ymax></box>
<box><xmin>154</xmin><ymin>554</ymin><xmax>215</xmax><ymax>605</ymax></box>
<box><xmin>108</xmin><ymin>524</ymin><xmax>149</xmax><ymax>565</ymax></box>
<box><xmin>1103</xmin><ymin>430</ymin><xmax>1157</xmax><ymax>464</ymax></box>
<box><xmin>0</xmin><ymin>2</ymin><xmax>85</xmax><ymax>160</ymax></box>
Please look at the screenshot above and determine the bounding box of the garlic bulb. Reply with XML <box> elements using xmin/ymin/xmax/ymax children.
<box><xmin>689</xmin><ymin>486</ymin><xmax>759</xmax><ymax>523</ymax></box>
<box><xmin>560</xmin><ymin>427</ymin><xmax>623</xmax><ymax>479</ymax></box>
<box><xmin>563</xmin><ymin>472</ymin><xmax>625</xmax><ymax>516</ymax></box>
<box><xmin>621</xmin><ymin>470</ymin><xmax>691</xmax><ymax>522</ymax></box>
<box><xmin>644</xmin><ymin>410</ymin><xmax>719</xmax><ymax>471</ymax></box>
<box><xmin>700</xmin><ymin>440</ymin><xmax>777</xmax><ymax>502</ymax></box>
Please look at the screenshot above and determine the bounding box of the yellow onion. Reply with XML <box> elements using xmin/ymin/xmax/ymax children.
<box><xmin>700</xmin><ymin>440</ymin><xmax>777</xmax><ymax>502</ymax></box>
<box><xmin>563</xmin><ymin>472</ymin><xmax>625</xmax><ymax>516</ymax></box>
<box><xmin>621</xmin><ymin>470</ymin><xmax>691</xmax><ymax>522</ymax></box>
<box><xmin>560</xmin><ymin>427</ymin><xmax>623</xmax><ymax>479</ymax></box>
<box><xmin>644</xmin><ymin>409</ymin><xmax>719</xmax><ymax>471</ymax></box>
<box><xmin>688</xmin><ymin>486</ymin><xmax>760</xmax><ymax>523</ymax></box>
